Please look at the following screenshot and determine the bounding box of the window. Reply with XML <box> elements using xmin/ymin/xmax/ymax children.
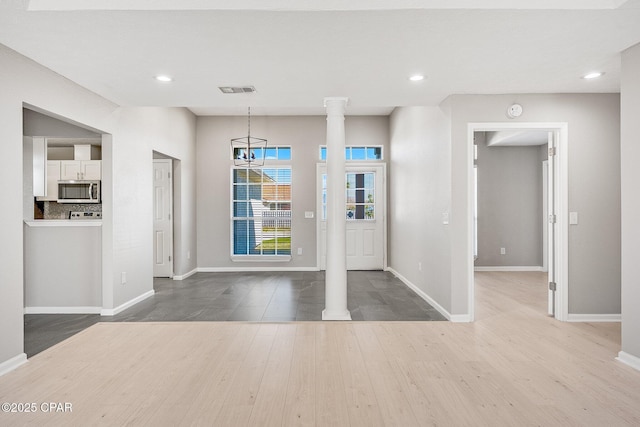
<box><xmin>232</xmin><ymin>167</ymin><xmax>292</xmax><ymax>257</ymax></box>
<box><xmin>321</xmin><ymin>172</ymin><xmax>375</xmax><ymax>221</ymax></box>
<box><xmin>319</xmin><ymin>145</ymin><xmax>383</xmax><ymax>161</ymax></box>
<box><xmin>233</xmin><ymin>146</ymin><xmax>291</xmax><ymax>162</ymax></box>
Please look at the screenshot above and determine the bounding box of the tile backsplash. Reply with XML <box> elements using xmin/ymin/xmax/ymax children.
<box><xmin>41</xmin><ymin>201</ymin><xmax>102</xmax><ymax>219</ymax></box>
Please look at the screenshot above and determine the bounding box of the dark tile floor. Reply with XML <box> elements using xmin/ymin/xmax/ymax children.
<box><xmin>24</xmin><ymin>270</ymin><xmax>445</xmax><ymax>357</ymax></box>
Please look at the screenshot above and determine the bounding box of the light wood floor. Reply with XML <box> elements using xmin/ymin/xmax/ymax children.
<box><xmin>1</xmin><ymin>272</ymin><xmax>639</xmax><ymax>426</ymax></box>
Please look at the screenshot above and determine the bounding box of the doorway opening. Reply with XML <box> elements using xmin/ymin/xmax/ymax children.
<box><xmin>468</xmin><ymin>123</ymin><xmax>568</xmax><ymax>321</ymax></box>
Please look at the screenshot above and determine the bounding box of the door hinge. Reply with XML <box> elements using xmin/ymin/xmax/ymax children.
<box><xmin>548</xmin><ymin>147</ymin><xmax>556</xmax><ymax>156</ymax></box>
<box><xmin>548</xmin><ymin>214</ymin><xmax>556</xmax><ymax>224</ymax></box>
<box><xmin>168</xmin><ymin>213</ymin><xmax>171</xmax><ymax>220</ymax></box>
<box><xmin>168</xmin><ymin>172</ymin><xmax>171</xmax><ymax>179</ymax></box>
<box><xmin>168</xmin><ymin>256</ymin><xmax>172</xmax><ymax>261</ymax></box>
<box><xmin>549</xmin><ymin>282</ymin><xmax>557</xmax><ymax>291</ymax></box>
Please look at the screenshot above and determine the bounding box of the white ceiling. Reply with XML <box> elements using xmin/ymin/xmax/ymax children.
<box><xmin>2</xmin><ymin>0</ymin><xmax>640</xmax><ymax>116</ymax></box>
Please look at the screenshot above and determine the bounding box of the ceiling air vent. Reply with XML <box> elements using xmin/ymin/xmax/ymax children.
<box><xmin>218</xmin><ymin>86</ymin><xmax>256</xmax><ymax>94</ymax></box>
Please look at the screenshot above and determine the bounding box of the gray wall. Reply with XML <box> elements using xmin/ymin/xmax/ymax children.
<box><xmin>196</xmin><ymin>115</ymin><xmax>389</xmax><ymax>269</ymax></box>
<box><xmin>475</xmin><ymin>132</ymin><xmax>544</xmax><ymax>267</ymax></box>
<box><xmin>621</xmin><ymin>43</ymin><xmax>640</xmax><ymax>359</ymax></box>
<box><xmin>23</xmin><ymin>108</ymin><xmax>101</xmax><ymax>138</ymax></box>
<box><xmin>448</xmin><ymin>94</ymin><xmax>621</xmax><ymax>316</ymax></box>
<box><xmin>388</xmin><ymin>106</ymin><xmax>452</xmax><ymax>312</ymax></box>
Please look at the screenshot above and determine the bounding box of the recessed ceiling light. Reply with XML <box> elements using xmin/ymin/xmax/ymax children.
<box><xmin>155</xmin><ymin>75</ymin><xmax>173</xmax><ymax>82</ymax></box>
<box><xmin>582</xmin><ymin>72</ymin><xmax>604</xmax><ymax>80</ymax></box>
<box><xmin>409</xmin><ymin>74</ymin><xmax>425</xmax><ymax>82</ymax></box>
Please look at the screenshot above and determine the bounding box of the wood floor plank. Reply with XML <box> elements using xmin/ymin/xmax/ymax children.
<box><xmin>314</xmin><ymin>323</ymin><xmax>351</xmax><ymax>426</ymax></box>
<box><xmin>247</xmin><ymin>324</ymin><xmax>296</xmax><ymax>427</ymax></box>
<box><xmin>281</xmin><ymin>327</ymin><xmax>316</xmax><ymax>426</ymax></box>
<box><xmin>334</xmin><ymin>324</ymin><xmax>385</xmax><ymax>427</ymax></box>
<box><xmin>2</xmin><ymin>272</ymin><xmax>640</xmax><ymax>426</ymax></box>
<box><xmin>214</xmin><ymin>331</ymin><xmax>275</xmax><ymax>425</ymax></box>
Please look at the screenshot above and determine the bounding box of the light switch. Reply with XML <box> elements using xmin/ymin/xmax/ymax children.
<box><xmin>305</xmin><ymin>211</ymin><xmax>314</xmax><ymax>219</ymax></box>
<box><xmin>569</xmin><ymin>212</ymin><xmax>578</xmax><ymax>225</ymax></box>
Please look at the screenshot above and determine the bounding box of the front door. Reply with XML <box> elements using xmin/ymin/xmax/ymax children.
<box><xmin>317</xmin><ymin>164</ymin><xmax>385</xmax><ymax>270</ymax></box>
<box><xmin>153</xmin><ymin>159</ymin><xmax>173</xmax><ymax>277</ymax></box>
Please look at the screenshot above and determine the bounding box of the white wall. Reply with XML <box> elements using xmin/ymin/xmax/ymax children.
<box><xmin>447</xmin><ymin>94</ymin><xmax>621</xmax><ymax>316</ymax></box>
<box><xmin>196</xmin><ymin>115</ymin><xmax>389</xmax><ymax>270</ymax></box>
<box><xmin>0</xmin><ymin>43</ymin><xmax>197</xmax><ymax>369</ymax></box>
<box><xmin>388</xmin><ymin>106</ymin><xmax>452</xmax><ymax>312</ymax></box>
<box><xmin>24</xmin><ymin>225</ymin><xmax>102</xmax><ymax>309</ymax></box>
<box><xmin>621</xmin><ymin>42</ymin><xmax>640</xmax><ymax>361</ymax></box>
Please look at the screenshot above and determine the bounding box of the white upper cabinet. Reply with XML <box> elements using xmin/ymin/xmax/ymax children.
<box><xmin>82</xmin><ymin>160</ymin><xmax>101</xmax><ymax>180</ymax></box>
<box><xmin>60</xmin><ymin>160</ymin><xmax>101</xmax><ymax>180</ymax></box>
<box><xmin>46</xmin><ymin>161</ymin><xmax>61</xmax><ymax>200</ymax></box>
<box><xmin>32</xmin><ymin>137</ymin><xmax>46</xmax><ymax>197</ymax></box>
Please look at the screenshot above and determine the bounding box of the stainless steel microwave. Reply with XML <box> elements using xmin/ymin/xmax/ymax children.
<box><xmin>57</xmin><ymin>180</ymin><xmax>101</xmax><ymax>204</ymax></box>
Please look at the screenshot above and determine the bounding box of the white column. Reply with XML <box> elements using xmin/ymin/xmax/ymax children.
<box><xmin>323</xmin><ymin>97</ymin><xmax>351</xmax><ymax>320</ymax></box>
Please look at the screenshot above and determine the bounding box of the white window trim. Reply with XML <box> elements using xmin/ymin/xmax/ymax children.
<box><xmin>229</xmin><ymin>166</ymin><xmax>293</xmax><ymax>262</ymax></box>
<box><xmin>319</xmin><ymin>145</ymin><xmax>384</xmax><ymax>161</ymax></box>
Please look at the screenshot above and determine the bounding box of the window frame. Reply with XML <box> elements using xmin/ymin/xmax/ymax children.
<box><xmin>230</xmin><ymin>147</ymin><xmax>292</xmax><ymax>262</ymax></box>
<box><xmin>319</xmin><ymin>145</ymin><xmax>384</xmax><ymax>161</ymax></box>
<box><xmin>231</xmin><ymin>145</ymin><xmax>292</xmax><ymax>162</ymax></box>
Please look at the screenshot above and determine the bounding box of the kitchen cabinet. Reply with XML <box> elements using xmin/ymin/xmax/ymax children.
<box><xmin>32</xmin><ymin>137</ymin><xmax>46</xmax><ymax>197</ymax></box>
<box><xmin>60</xmin><ymin>160</ymin><xmax>101</xmax><ymax>180</ymax></box>
<box><xmin>35</xmin><ymin>160</ymin><xmax>61</xmax><ymax>201</ymax></box>
<box><xmin>46</xmin><ymin>161</ymin><xmax>61</xmax><ymax>200</ymax></box>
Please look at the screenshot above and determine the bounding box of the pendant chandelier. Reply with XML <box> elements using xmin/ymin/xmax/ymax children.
<box><xmin>231</xmin><ymin>107</ymin><xmax>267</xmax><ymax>167</ymax></box>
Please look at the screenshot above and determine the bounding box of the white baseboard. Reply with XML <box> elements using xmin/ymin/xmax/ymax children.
<box><xmin>450</xmin><ymin>314</ymin><xmax>473</xmax><ymax>323</ymax></box>
<box><xmin>474</xmin><ymin>266</ymin><xmax>544</xmax><ymax>272</ymax></box>
<box><xmin>617</xmin><ymin>351</ymin><xmax>640</xmax><ymax>372</ymax></box>
<box><xmin>101</xmin><ymin>290</ymin><xmax>155</xmax><ymax>316</ymax></box>
<box><xmin>566</xmin><ymin>313</ymin><xmax>621</xmax><ymax>322</ymax></box>
<box><xmin>0</xmin><ymin>353</ymin><xmax>27</xmax><ymax>377</ymax></box>
<box><xmin>385</xmin><ymin>267</ymin><xmax>465</xmax><ymax>322</ymax></box>
<box><xmin>173</xmin><ymin>268</ymin><xmax>198</xmax><ymax>281</ymax></box>
<box><xmin>24</xmin><ymin>306</ymin><xmax>102</xmax><ymax>314</ymax></box>
<box><xmin>198</xmin><ymin>267</ymin><xmax>320</xmax><ymax>273</ymax></box>
<box><xmin>322</xmin><ymin>309</ymin><xmax>352</xmax><ymax>321</ymax></box>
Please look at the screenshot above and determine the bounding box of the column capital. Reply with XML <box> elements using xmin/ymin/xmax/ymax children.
<box><xmin>323</xmin><ymin>97</ymin><xmax>349</xmax><ymax>109</ymax></box>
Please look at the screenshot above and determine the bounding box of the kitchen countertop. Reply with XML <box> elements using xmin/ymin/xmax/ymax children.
<box><xmin>24</xmin><ymin>219</ymin><xmax>102</xmax><ymax>227</ymax></box>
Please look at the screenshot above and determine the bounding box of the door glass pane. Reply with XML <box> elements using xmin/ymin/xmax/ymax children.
<box><xmin>346</xmin><ymin>174</ymin><xmax>356</xmax><ymax>189</ymax></box>
<box><xmin>323</xmin><ymin>172</ymin><xmax>376</xmax><ymax>221</ymax></box>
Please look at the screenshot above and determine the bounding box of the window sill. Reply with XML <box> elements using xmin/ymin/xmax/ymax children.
<box><xmin>231</xmin><ymin>255</ymin><xmax>292</xmax><ymax>262</ymax></box>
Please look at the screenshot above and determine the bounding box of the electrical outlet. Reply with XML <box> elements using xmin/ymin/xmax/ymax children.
<box><xmin>121</xmin><ymin>272</ymin><xmax>127</xmax><ymax>285</ymax></box>
<box><xmin>297</xmin><ymin>247</ymin><xmax>303</xmax><ymax>255</ymax></box>
<box><xmin>500</xmin><ymin>247</ymin><xmax>506</xmax><ymax>255</ymax></box>
<box><xmin>187</xmin><ymin>250</ymin><xmax>191</xmax><ymax>260</ymax></box>
<box><xmin>418</xmin><ymin>262</ymin><xmax>422</xmax><ymax>271</ymax></box>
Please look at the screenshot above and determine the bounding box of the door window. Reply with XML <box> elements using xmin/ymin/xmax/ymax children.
<box><xmin>321</xmin><ymin>172</ymin><xmax>375</xmax><ymax>220</ymax></box>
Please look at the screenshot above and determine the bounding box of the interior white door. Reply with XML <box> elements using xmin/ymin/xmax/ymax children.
<box><xmin>547</xmin><ymin>132</ymin><xmax>556</xmax><ymax>316</ymax></box>
<box><xmin>318</xmin><ymin>164</ymin><xmax>385</xmax><ymax>270</ymax></box>
<box><xmin>153</xmin><ymin>159</ymin><xmax>173</xmax><ymax>278</ymax></box>
<box><xmin>542</xmin><ymin>160</ymin><xmax>548</xmax><ymax>273</ymax></box>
